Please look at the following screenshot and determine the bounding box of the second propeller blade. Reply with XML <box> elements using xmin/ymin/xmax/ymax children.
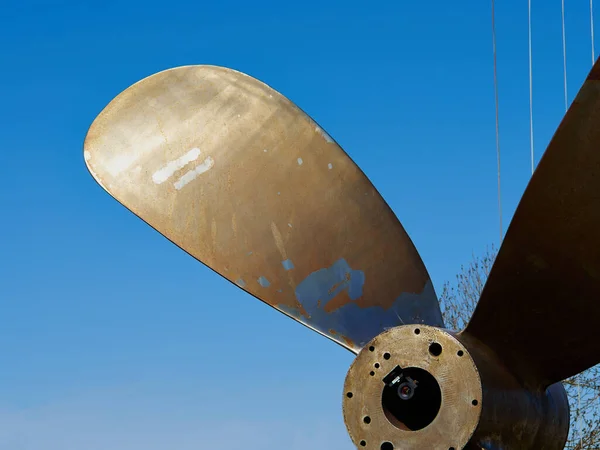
<box><xmin>465</xmin><ymin>59</ymin><xmax>600</xmax><ymax>387</ymax></box>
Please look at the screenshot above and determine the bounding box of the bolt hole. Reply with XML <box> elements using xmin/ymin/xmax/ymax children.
<box><xmin>363</xmin><ymin>416</ymin><xmax>371</xmax><ymax>424</ymax></box>
<box><xmin>374</xmin><ymin>363</ymin><xmax>380</xmax><ymax>369</ymax></box>
<box><xmin>369</xmin><ymin>346</ymin><xmax>375</xmax><ymax>352</ymax></box>
<box><xmin>449</xmin><ymin>447</ymin><xmax>456</xmax><ymax>450</ymax></box>
<box><xmin>360</xmin><ymin>440</ymin><xmax>367</xmax><ymax>447</ymax></box>
<box><xmin>457</xmin><ymin>350</ymin><xmax>464</xmax><ymax>357</ymax></box>
<box><xmin>346</xmin><ymin>392</ymin><xmax>353</xmax><ymax>398</ymax></box>
<box><xmin>414</xmin><ymin>328</ymin><xmax>421</xmax><ymax>335</ymax></box>
<box><xmin>429</xmin><ymin>342</ymin><xmax>442</xmax><ymax>357</ymax></box>
<box><xmin>381</xmin><ymin>443</ymin><xmax>394</xmax><ymax>450</ymax></box>
<box><xmin>384</xmin><ymin>352</ymin><xmax>391</xmax><ymax>360</ymax></box>
<box><xmin>472</xmin><ymin>400</ymin><xmax>478</xmax><ymax>406</ymax></box>
<box><xmin>370</xmin><ymin>371</ymin><xmax>375</xmax><ymax>376</ymax></box>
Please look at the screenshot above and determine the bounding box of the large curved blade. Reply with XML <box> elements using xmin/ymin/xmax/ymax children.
<box><xmin>464</xmin><ymin>59</ymin><xmax>600</xmax><ymax>386</ymax></box>
<box><xmin>84</xmin><ymin>66</ymin><xmax>443</xmax><ymax>353</ymax></box>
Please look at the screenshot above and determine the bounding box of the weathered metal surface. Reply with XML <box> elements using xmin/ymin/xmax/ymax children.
<box><xmin>464</xmin><ymin>57</ymin><xmax>600</xmax><ymax>388</ymax></box>
<box><xmin>343</xmin><ymin>325</ymin><xmax>482</xmax><ymax>449</ymax></box>
<box><xmin>343</xmin><ymin>325</ymin><xmax>570</xmax><ymax>450</ymax></box>
<box><xmin>84</xmin><ymin>65</ymin><xmax>444</xmax><ymax>353</ymax></box>
<box><xmin>458</xmin><ymin>332</ymin><xmax>570</xmax><ymax>449</ymax></box>
<box><xmin>84</xmin><ymin>63</ymin><xmax>587</xmax><ymax>449</ymax></box>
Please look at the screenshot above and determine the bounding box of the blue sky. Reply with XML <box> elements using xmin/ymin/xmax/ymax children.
<box><xmin>0</xmin><ymin>0</ymin><xmax>597</xmax><ymax>448</ymax></box>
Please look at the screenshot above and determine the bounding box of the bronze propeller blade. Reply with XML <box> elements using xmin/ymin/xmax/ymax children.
<box><xmin>84</xmin><ymin>65</ymin><xmax>444</xmax><ymax>353</ymax></box>
<box><xmin>464</xmin><ymin>58</ymin><xmax>600</xmax><ymax>388</ymax></box>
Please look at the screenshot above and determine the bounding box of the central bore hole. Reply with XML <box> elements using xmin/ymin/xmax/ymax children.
<box><xmin>381</xmin><ymin>366</ymin><xmax>442</xmax><ymax>431</ymax></box>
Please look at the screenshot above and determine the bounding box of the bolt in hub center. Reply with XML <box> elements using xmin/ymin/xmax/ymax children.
<box><xmin>382</xmin><ymin>365</ymin><xmax>442</xmax><ymax>430</ymax></box>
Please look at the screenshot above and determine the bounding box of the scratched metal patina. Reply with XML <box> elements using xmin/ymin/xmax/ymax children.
<box><xmin>281</xmin><ymin>259</ymin><xmax>442</xmax><ymax>348</ymax></box>
<box><xmin>84</xmin><ymin>65</ymin><xmax>444</xmax><ymax>353</ymax></box>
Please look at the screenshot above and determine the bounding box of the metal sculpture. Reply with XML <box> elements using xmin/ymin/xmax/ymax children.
<box><xmin>84</xmin><ymin>59</ymin><xmax>600</xmax><ymax>449</ymax></box>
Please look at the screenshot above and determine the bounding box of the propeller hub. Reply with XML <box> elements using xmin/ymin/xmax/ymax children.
<box><xmin>342</xmin><ymin>325</ymin><xmax>482</xmax><ymax>450</ymax></box>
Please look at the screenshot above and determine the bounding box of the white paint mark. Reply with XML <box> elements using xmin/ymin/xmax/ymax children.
<box><xmin>173</xmin><ymin>157</ymin><xmax>215</xmax><ymax>190</ymax></box>
<box><xmin>297</xmin><ymin>158</ymin><xmax>303</xmax><ymax>165</ymax></box>
<box><xmin>84</xmin><ymin>161</ymin><xmax>106</xmax><ymax>191</ymax></box>
<box><xmin>277</xmin><ymin>192</ymin><xmax>281</xmax><ymax>195</ymax></box>
<box><xmin>315</xmin><ymin>125</ymin><xmax>334</xmax><ymax>143</ymax></box>
<box><xmin>264</xmin><ymin>149</ymin><xmax>268</xmax><ymax>153</ymax></box>
<box><xmin>288</xmin><ymin>223</ymin><xmax>293</xmax><ymax>228</ymax></box>
<box><xmin>152</xmin><ymin>148</ymin><xmax>201</xmax><ymax>185</ymax></box>
<box><xmin>84</xmin><ymin>151</ymin><xmax>91</xmax><ymax>161</ymax></box>
<box><xmin>237</xmin><ymin>114</ymin><xmax>241</xmax><ymax>118</ymax></box>
<box><xmin>328</xmin><ymin>163</ymin><xmax>333</xmax><ymax>170</ymax></box>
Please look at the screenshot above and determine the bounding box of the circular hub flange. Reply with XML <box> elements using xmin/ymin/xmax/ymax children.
<box><xmin>343</xmin><ymin>325</ymin><xmax>482</xmax><ymax>450</ymax></box>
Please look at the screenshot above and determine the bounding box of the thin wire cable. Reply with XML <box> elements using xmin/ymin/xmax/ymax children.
<box><xmin>589</xmin><ymin>2</ymin><xmax>599</xmax><ymax>438</ymax></box>
<box><xmin>491</xmin><ymin>0</ymin><xmax>502</xmax><ymax>242</ymax></box>
<box><xmin>528</xmin><ymin>0</ymin><xmax>534</xmax><ymax>175</ymax></box>
<box><xmin>592</xmin><ymin>0</ymin><xmax>596</xmax><ymax>64</ymax></box>
<box><xmin>560</xmin><ymin>1</ymin><xmax>582</xmax><ymax>444</ymax></box>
